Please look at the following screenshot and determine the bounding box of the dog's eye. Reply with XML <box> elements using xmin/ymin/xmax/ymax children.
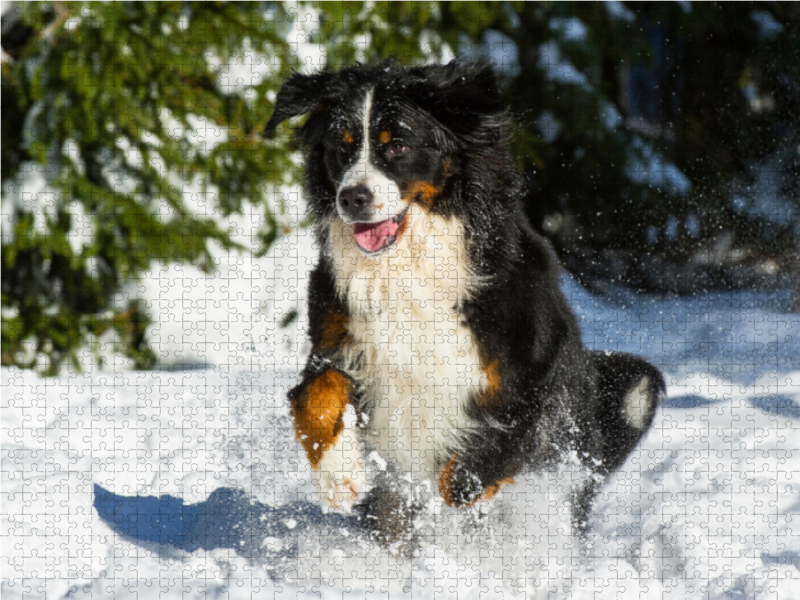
<box><xmin>386</xmin><ymin>142</ymin><xmax>409</xmax><ymax>158</ymax></box>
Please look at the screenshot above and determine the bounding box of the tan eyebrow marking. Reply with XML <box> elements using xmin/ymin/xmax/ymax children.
<box><xmin>442</xmin><ymin>159</ymin><xmax>454</xmax><ymax>177</ymax></box>
<box><xmin>343</xmin><ymin>130</ymin><xmax>354</xmax><ymax>143</ymax></box>
<box><xmin>379</xmin><ymin>131</ymin><xmax>392</xmax><ymax>144</ymax></box>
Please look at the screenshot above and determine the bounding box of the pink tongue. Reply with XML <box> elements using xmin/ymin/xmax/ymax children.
<box><xmin>353</xmin><ymin>219</ymin><xmax>400</xmax><ymax>252</ymax></box>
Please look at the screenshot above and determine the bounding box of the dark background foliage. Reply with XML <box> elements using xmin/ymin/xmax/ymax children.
<box><xmin>3</xmin><ymin>1</ymin><xmax>799</xmax><ymax>374</ymax></box>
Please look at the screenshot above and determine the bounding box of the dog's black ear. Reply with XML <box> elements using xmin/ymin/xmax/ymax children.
<box><xmin>264</xmin><ymin>71</ymin><xmax>337</xmax><ymax>136</ymax></box>
<box><xmin>409</xmin><ymin>58</ymin><xmax>504</xmax><ymax>143</ymax></box>
<box><xmin>422</xmin><ymin>58</ymin><xmax>503</xmax><ymax>115</ymax></box>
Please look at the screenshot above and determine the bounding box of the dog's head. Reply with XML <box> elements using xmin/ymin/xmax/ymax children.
<box><xmin>265</xmin><ymin>59</ymin><xmax>504</xmax><ymax>257</ymax></box>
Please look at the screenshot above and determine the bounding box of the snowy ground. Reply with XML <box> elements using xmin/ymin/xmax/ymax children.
<box><xmin>3</xmin><ymin>221</ymin><xmax>800</xmax><ymax>600</ymax></box>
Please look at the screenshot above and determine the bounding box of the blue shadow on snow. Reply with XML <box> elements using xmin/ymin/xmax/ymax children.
<box><xmin>749</xmin><ymin>394</ymin><xmax>800</xmax><ymax>420</ymax></box>
<box><xmin>662</xmin><ymin>394</ymin><xmax>722</xmax><ymax>409</ymax></box>
<box><xmin>93</xmin><ymin>484</ymin><xmax>356</xmax><ymax>557</ymax></box>
<box><xmin>662</xmin><ymin>394</ymin><xmax>800</xmax><ymax>420</ymax></box>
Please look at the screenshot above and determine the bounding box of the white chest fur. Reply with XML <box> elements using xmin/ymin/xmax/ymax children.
<box><xmin>327</xmin><ymin>206</ymin><xmax>486</xmax><ymax>481</ymax></box>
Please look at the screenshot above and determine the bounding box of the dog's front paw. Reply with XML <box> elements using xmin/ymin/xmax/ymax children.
<box><xmin>313</xmin><ymin>429</ymin><xmax>366</xmax><ymax>513</ymax></box>
<box><xmin>439</xmin><ymin>457</ymin><xmax>484</xmax><ymax>507</ymax></box>
<box><xmin>439</xmin><ymin>456</ymin><xmax>513</xmax><ymax>507</ymax></box>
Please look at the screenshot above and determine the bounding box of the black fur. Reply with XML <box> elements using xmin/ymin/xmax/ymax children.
<box><xmin>267</xmin><ymin>58</ymin><xmax>666</xmax><ymax>532</ymax></box>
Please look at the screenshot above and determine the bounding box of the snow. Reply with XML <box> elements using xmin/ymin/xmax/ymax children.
<box><xmin>4</xmin><ymin>244</ymin><xmax>800</xmax><ymax>598</ymax></box>
<box><xmin>600</xmin><ymin>101</ymin><xmax>623</xmax><ymax>129</ymax></box>
<box><xmin>538</xmin><ymin>41</ymin><xmax>590</xmax><ymax>89</ymax></box>
<box><xmin>732</xmin><ymin>152</ymin><xmax>797</xmax><ymax>228</ymax></box>
<box><xmin>126</xmin><ymin>189</ymin><xmax>314</xmax><ymax>371</ymax></box>
<box><xmin>550</xmin><ymin>17</ymin><xmax>589</xmax><ymax>43</ymax></box>
<box><xmin>627</xmin><ymin>135</ymin><xmax>691</xmax><ymax>197</ymax></box>
<box><xmin>210</xmin><ymin>36</ymin><xmax>281</xmax><ymax>94</ymax></box>
<box><xmin>751</xmin><ymin>11</ymin><xmax>784</xmax><ymax>40</ymax></box>
<box><xmin>481</xmin><ymin>30</ymin><xmax>519</xmax><ymax>75</ymax></box>
<box><xmin>458</xmin><ymin>29</ymin><xmax>517</xmax><ymax>76</ymax></box>
<box><xmin>604</xmin><ymin>1</ymin><xmax>636</xmax><ymax>23</ymax></box>
<box><xmin>536</xmin><ymin>110</ymin><xmax>562</xmax><ymax>143</ymax></box>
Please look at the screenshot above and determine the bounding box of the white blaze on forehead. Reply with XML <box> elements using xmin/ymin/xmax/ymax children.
<box><xmin>337</xmin><ymin>89</ymin><xmax>402</xmax><ymax>221</ymax></box>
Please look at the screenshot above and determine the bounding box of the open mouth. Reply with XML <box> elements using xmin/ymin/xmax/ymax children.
<box><xmin>352</xmin><ymin>208</ymin><xmax>409</xmax><ymax>254</ymax></box>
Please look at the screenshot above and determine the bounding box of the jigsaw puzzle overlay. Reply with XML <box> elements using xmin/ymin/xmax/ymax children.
<box><xmin>3</xmin><ymin>3</ymin><xmax>800</xmax><ymax>600</ymax></box>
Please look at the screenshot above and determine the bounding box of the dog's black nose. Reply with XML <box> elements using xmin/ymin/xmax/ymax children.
<box><xmin>338</xmin><ymin>185</ymin><xmax>373</xmax><ymax>220</ymax></box>
<box><xmin>339</xmin><ymin>185</ymin><xmax>372</xmax><ymax>210</ymax></box>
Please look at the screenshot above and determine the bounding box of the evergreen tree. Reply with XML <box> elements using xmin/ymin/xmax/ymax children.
<box><xmin>2</xmin><ymin>2</ymin><xmax>297</xmax><ymax>373</ymax></box>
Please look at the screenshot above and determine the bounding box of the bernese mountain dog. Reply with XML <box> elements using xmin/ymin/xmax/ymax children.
<box><xmin>265</xmin><ymin>58</ymin><xmax>665</xmax><ymax>535</ymax></box>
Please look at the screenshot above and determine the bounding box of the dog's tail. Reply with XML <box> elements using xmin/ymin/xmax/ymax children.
<box><xmin>590</xmin><ymin>350</ymin><xmax>666</xmax><ymax>476</ymax></box>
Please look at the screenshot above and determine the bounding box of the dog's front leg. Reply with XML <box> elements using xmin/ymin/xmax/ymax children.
<box><xmin>289</xmin><ymin>365</ymin><xmax>365</xmax><ymax>512</ymax></box>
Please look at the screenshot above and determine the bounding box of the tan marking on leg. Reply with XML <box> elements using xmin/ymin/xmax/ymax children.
<box><xmin>439</xmin><ymin>456</ymin><xmax>458</xmax><ymax>507</ymax></box>
<box><xmin>479</xmin><ymin>477</ymin><xmax>515</xmax><ymax>502</ymax></box>
<box><xmin>292</xmin><ymin>369</ymin><xmax>351</xmax><ymax>467</ymax></box>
